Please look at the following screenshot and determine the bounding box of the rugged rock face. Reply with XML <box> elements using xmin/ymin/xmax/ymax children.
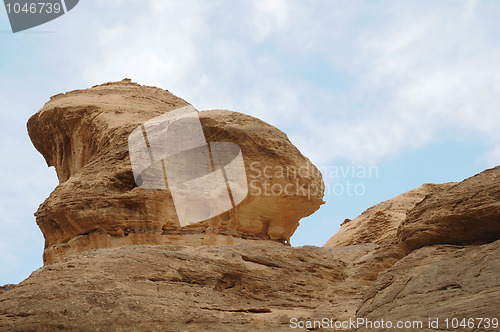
<box><xmin>0</xmin><ymin>243</ymin><xmax>396</xmax><ymax>332</ymax></box>
<box><xmin>0</xmin><ymin>285</ymin><xmax>15</xmax><ymax>294</ymax></box>
<box><xmin>27</xmin><ymin>79</ymin><xmax>324</xmax><ymax>264</ymax></box>
<box><xmin>355</xmin><ymin>240</ymin><xmax>500</xmax><ymax>331</ymax></box>
<box><xmin>324</xmin><ymin>183</ymin><xmax>456</xmax><ymax>247</ymax></box>
<box><xmin>1</xmin><ymin>80</ymin><xmax>497</xmax><ymax>331</ymax></box>
<box><xmin>330</xmin><ymin>167</ymin><xmax>500</xmax><ymax>331</ymax></box>
<box><xmin>1</xmin><ymin>166</ymin><xmax>499</xmax><ymax>331</ymax></box>
<box><xmin>398</xmin><ymin>166</ymin><xmax>500</xmax><ymax>253</ymax></box>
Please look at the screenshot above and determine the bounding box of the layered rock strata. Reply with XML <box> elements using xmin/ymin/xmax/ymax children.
<box><xmin>398</xmin><ymin>166</ymin><xmax>500</xmax><ymax>252</ymax></box>
<box><xmin>324</xmin><ymin>183</ymin><xmax>456</xmax><ymax>247</ymax></box>
<box><xmin>355</xmin><ymin>239</ymin><xmax>500</xmax><ymax>332</ymax></box>
<box><xmin>0</xmin><ymin>243</ymin><xmax>394</xmax><ymax>331</ymax></box>
<box><xmin>1</xmin><ymin>81</ymin><xmax>498</xmax><ymax>331</ymax></box>
<box><xmin>27</xmin><ymin>79</ymin><xmax>325</xmax><ymax>264</ymax></box>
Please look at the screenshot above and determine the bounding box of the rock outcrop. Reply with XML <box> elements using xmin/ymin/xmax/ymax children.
<box><xmin>1</xmin><ymin>80</ymin><xmax>498</xmax><ymax>331</ymax></box>
<box><xmin>0</xmin><ymin>285</ymin><xmax>15</xmax><ymax>294</ymax></box>
<box><xmin>27</xmin><ymin>79</ymin><xmax>324</xmax><ymax>264</ymax></box>
<box><xmin>0</xmin><ymin>243</ymin><xmax>395</xmax><ymax>332</ymax></box>
<box><xmin>324</xmin><ymin>183</ymin><xmax>456</xmax><ymax>247</ymax></box>
<box><xmin>355</xmin><ymin>240</ymin><xmax>500</xmax><ymax>331</ymax></box>
<box><xmin>398</xmin><ymin>166</ymin><xmax>500</xmax><ymax>253</ymax></box>
<box><xmin>326</xmin><ymin>167</ymin><xmax>500</xmax><ymax>331</ymax></box>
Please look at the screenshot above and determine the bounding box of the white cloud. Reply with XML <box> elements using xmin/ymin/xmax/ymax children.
<box><xmin>74</xmin><ymin>0</ymin><xmax>500</xmax><ymax>167</ymax></box>
<box><xmin>2</xmin><ymin>0</ymin><xmax>500</xmax><ymax>282</ymax></box>
<box><xmin>483</xmin><ymin>144</ymin><xmax>500</xmax><ymax>167</ymax></box>
<box><xmin>252</xmin><ymin>0</ymin><xmax>291</xmax><ymax>41</ymax></box>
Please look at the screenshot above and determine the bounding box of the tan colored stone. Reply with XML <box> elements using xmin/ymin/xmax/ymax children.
<box><xmin>0</xmin><ymin>285</ymin><xmax>15</xmax><ymax>294</ymax></box>
<box><xmin>27</xmin><ymin>79</ymin><xmax>324</xmax><ymax>264</ymax></box>
<box><xmin>355</xmin><ymin>240</ymin><xmax>500</xmax><ymax>332</ymax></box>
<box><xmin>398</xmin><ymin>166</ymin><xmax>500</xmax><ymax>253</ymax></box>
<box><xmin>324</xmin><ymin>183</ymin><xmax>455</xmax><ymax>247</ymax></box>
<box><xmin>0</xmin><ymin>243</ymin><xmax>384</xmax><ymax>332</ymax></box>
<box><xmin>6</xmin><ymin>94</ymin><xmax>497</xmax><ymax>331</ymax></box>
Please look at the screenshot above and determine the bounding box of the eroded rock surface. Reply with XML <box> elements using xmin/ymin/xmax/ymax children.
<box><xmin>322</xmin><ymin>169</ymin><xmax>500</xmax><ymax>332</ymax></box>
<box><xmin>27</xmin><ymin>79</ymin><xmax>324</xmax><ymax>264</ymax></box>
<box><xmin>398</xmin><ymin>166</ymin><xmax>500</xmax><ymax>253</ymax></box>
<box><xmin>0</xmin><ymin>285</ymin><xmax>15</xmax><ymax>294</ymax></box>
<box><xmin>324</xmin><ymin>183</ymin><xmax>456</xmax><ymax>247</ymax></box>
<box><xmin>0</xmin><ymin>243</ymin><xmax>388</xmax><ymax>332</ymax></box>
<box><xmin>4</xmin><ymin>80</ymin><xmax>497</xmax><ymax>331</ymax></box>
<box><xmin>355</xmin><ymin>240</ymin><xmax>500</xmax><ymax>332</ymax></box>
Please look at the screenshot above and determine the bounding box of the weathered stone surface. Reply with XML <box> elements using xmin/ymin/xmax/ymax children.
<box><xmin>322</xmin><ymin>169</ymin><xmax>500</xmax><ymax>331</ymax></box>
<box><xmin>0</xmin><ymin>285</ymin><xmax>15</xmax><ymax>294</ymax></box>
<box><xmin>27</xmin><ymin>79</ymin><xmax>324</xmax><ymax>264</ymax></box>
<box><xmin>398</xmin><ymin>166</ymin><xmax>500</xmax><ymax>253</ymax></box>
<box><xmin>2</xmin><ymin>165</ymin><xmax>499</xmax><ymax>330</ymax></box>
<box><xmin>324</xmin><ymin>183</ymin><xmax>455</xmax><ymax>247</ymax></box>
<box><xmin>0</xmin><ymin>243</ymin><xmax>391</xmax><ymax>332</ymax></box>
<box><xmin>355</xmin><ymin>240</ymin><xmax>500</xmax><ymax>332</ymax></box>
<box><xmin>8</xmin><ymin>86</ymin><xmax>499</xmax><ymax>331</ymax></box>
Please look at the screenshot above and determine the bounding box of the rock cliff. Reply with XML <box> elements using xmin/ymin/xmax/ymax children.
<box><xmin>0</xmin><ymin>81</ymin><xmax>498</xmax><ymax>331</ymax></box>
<box><xmin>355</xmin><ymin>240</ymin><xmax>500</xmax><ymax>331</ymax></box>
<box><xmin>27</xmin><ymin>79</ymin><xmax>324</xmax><ymax>264</ymax></box>
<box><xmin>324</xmin><ymin>183</ymin><xmax>456</xmax><ymax>247</ymax></box>
<box><xmin>0</xmin><ymin>244</ymin><xmax>393</xmax><ymax>331</ymax></box>
<box><xmin>398</xmin><ymin>166</ymin><xmax>500</xmax><ymax>253</ymax></box>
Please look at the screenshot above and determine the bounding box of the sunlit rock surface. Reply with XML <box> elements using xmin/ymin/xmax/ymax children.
<box><xmin>1</xmin><ymin>80</ymin><xmax>496</xmax><ymax>331</ymax></box>
<box><xmin>398</xmin><ymin>166</ymin><xmax>500</xmax><ymax>253</ymax></box>
<box><xmin>324</xmin><ymin>183</ymin><xmax>456</xmax><ymax>248</ymax></box>
<box><xmin>27</xmin><ymin>79</ymin><xmax>324</xmax><ymax>264</ymax></box>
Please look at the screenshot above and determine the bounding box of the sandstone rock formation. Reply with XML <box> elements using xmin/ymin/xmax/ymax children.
<box><xmin>337</xmin><ymin>167</ymin><xmax>500</xmax><ymax>331</ymax></box>
<box><xmin>1</xmin><ymin>80</ymin><xmax>498</xmax><ymax>331</ymax></box>
<box><xmin>0</xmin><ymin>285</ymin><xmax>15</xmax><ymax>294</ymax></box>
<box><xmin>324</xmin><ymin>183</ymin><xmax>456</xmax><ymax>247</ymax></box>
<box><xmin>0</xmin><ymin>243</ymin><xmax>387</xmax><ymax>331</ymax></box>
<box><xmin>398</xmin><ymin>166</ymin><xmax>500</xmax><ymax>253</ymax></box>
<box><xmin>355</xmin><ymin>239</ymin><xmax>500</xmax><ymax>331</ymax></box>
<box><xmin>27</xmin><ymin>79</ymin><xmax>324</xmax><ymax>264</ymax></box>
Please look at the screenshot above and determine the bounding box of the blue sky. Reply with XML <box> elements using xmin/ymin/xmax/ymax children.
<box><xmin>1</xmin><ymin>0</ymin><xmax>499</xmax><ymax>285</ymax></box>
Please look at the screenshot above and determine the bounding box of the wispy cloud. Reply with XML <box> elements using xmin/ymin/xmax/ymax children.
<box><xmin>1</xmin><ymin>0</ymin><xmax>499</xmax><ymax>283</ymax></box>
<box><xmin>77</xmin><ymin>0</ymin><xmax>500</xmax><ymax>166</ymax></box>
